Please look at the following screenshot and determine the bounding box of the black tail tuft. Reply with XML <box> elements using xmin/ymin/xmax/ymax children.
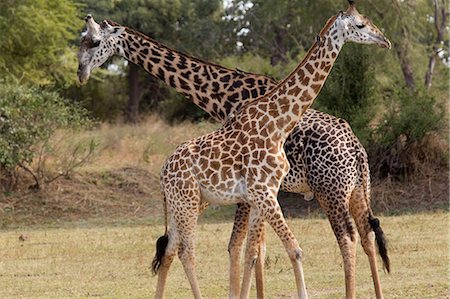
<box><xmin>151</xmin><ymin>234</ymin><xmax>169</xmax><ymax>275</ymax></box>
<box><xmin>369</xmin><ymin>217</ymin><xmax>390</xmax><ymax>273</ymax></box>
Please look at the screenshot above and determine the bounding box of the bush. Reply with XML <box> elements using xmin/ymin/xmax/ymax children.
<box><xmin>369</xmin><ymin>87</ymin><xmax>446</xmax><ymax>177</ymax></box>
<box><xmin>0</xmin><ymin>84</ymin><xmax>94</xmax><ymax>190</ymax></box>
<box><xmin>375</xmin><ymin>88</ymin><xmax>444</xmax><ymax>146</ymax></box>
<box><xmin>313</xmin><ymin>44</ymin><xmax>378</xmax><ymax>145</ymax></box>
<box><xmin>158</xmin><ymin>90</ymin><xmax>209</xmax><ymax>123</ymax></box>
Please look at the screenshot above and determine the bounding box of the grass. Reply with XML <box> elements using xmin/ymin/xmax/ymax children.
<box><xmin>68</xmin><ymin>116</ymin><xmax>219</xmax><ymax>174</ymax></box>
<box><xmin>0</xmin><ymin>117</ymin><xmax>448</xmax><ymax>297</ymax></box>
<box><xmin>0</xmin><ymin>212</ymin><xmax>448</xmax><ymax>298</ymax></box>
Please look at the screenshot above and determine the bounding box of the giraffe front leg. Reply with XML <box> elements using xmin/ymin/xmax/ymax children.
<box><xmin>228</xmin><ymin>203</ymin><xmax>251</xmax><ymax>299</ymax></box>
<box><xmin>256</xmin><ymin>192</ymin><xmax>308</xmax><ymax>299</ymax></box>
<box><xmin>240</xmin><ymin>207</ymin><xmax>264</xmax><ymax>299</ymax></box>
<box><xmin>254</xmin><ymin>226</ymin><xmax>266</xmax><ymax>299</ymax></box>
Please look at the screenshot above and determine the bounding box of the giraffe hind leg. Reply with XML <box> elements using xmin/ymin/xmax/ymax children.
<box><xmin>240</xmin><ymin>207</ymin><xmax>265</xmax><ymax>299</ymax></box>
<box><xmin>154</xmin><ymin>227</ymin><xmax>179</xmax><ymax>299</ymax></box>
<box><xmin>317</xmin><ymin>193</ymin><xmax>357</xmax><ymax>299</ymax></box>
<box><xmin>349</xmin><ymin>186</ymin><xmax>387</xmax><ymax>299</ymax></box>
<box><xmin>157</xmin><ymin>177</ymin><xmax>203</xmax><ymax>299</ymax></box>
<box><xmin>175</xmin><ymin>192</ymin><xmax>203</xmax><ymax>299</ymax></box>
<box><xmin>228</xmin><ymin>203</ymin><xmax>250</xmax><ymax>299</ymax></box>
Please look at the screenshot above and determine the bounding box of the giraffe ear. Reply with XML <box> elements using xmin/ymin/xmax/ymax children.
<box><xmin>108</xmin><ymin>26</ymin><xmax>125</xmax><ymax>38</ymax></box>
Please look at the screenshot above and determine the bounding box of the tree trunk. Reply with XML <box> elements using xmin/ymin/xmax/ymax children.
<box><xmin>425</xmin><ymin>0</ymin><xmax>448</xmax><ymax>89</ymax></box>
<box><xmin>270</xmin><ymin>28</ymin><xmax>288</xmax><ymax>66</ymax></box>
<box><xmin>126</xmin><ymin>63</ymin><xmax>141</xmax><ymax>123</ymax></box>
<box><xmin>393</xmin><ymin>2</ymin><xmax>416</xmax><ymax>91</ymax></box>
<box><xmin>395</xmin><ymin>43</ymin><xmax>416</xmax><ymax>90</ymax></box>
<box><xmin>388</xmin><ymin>0</ymin><xmax>416</xmax><ymax>90</ymax></box>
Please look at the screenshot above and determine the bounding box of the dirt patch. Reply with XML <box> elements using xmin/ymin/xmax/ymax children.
<box><xmin>0</xmin><ymin>167</ymin><xmax>448</xmax><ymax>228</ymax></box>
<box><xmin>279</xmin><ymin>168</ymin><xmax>449</xmax><ymax>218</ymax></box>
<box><xmin>0</xmin><ymin>167</ymin><xmax>162</xmax><ymax>228</ymax></box>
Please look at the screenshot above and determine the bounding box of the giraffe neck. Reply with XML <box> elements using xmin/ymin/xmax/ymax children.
<box><xmin>111</xmin><ymin>25</ymin><xmax>277</xmax><ymax>123</ymax></box>
<box><xmin>241</xmin><ymin>15</ymin><xmax>344</xmax><ymax>141</ymax></box>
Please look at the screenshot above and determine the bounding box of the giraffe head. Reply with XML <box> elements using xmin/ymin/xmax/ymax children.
<box><xmin>77</xmin><ymin>15</ymin><xmax>125</xmax><ymax>84</ymax></box>
<box><xmin>334</xmin><ymin>0</ymin><xmax>391</xmax><ymax>49</ymax></box>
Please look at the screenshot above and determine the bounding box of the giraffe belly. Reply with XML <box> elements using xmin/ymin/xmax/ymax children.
<box><xmin>281</xmin><ymin>167</ymin><xmax>314</xmax><ymax>200</ymax></box>
<box><xmin>199</xmin><ymin>179</ymin><xmax>247</xmax><ymax>206</ymax></box>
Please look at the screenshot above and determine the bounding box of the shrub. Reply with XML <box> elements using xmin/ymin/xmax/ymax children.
<box><xmin>369</xmin><ymin>87</ymin><xmax>446</xmax><ymax>177</ymax></box>
<box><xmin>0</xmin><ymin>84</ymin><xmax>94</xmax><ymax>190</ymax></box>
<box><xmin>313</xmin><ymin>44</ymin><xmax>378</xmax><ymax>145</ymax></box>
<box><xmin>375</xmin><ymin>88</ymin><xmax>444</xmax><ymax>146</ymax></box>
<box><xmin>158</xmin><ymin>90</ymin><xmax>209</xmax><ymax>123</ymax></box>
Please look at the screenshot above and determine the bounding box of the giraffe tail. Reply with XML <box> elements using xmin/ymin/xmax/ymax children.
<box><xmin>151</xmin><ymin>192</ymin><xmax>169</xmax><ymax>275</ymax></box>
<box><xmin>368</xmin><ymin>215</ymin><xmax>390</xmax><ymax>273</ymax></box>
<box><xmin>357</xmin><ymin>146</ymin><xmax>391</xmax><ymax>273</ymax></box>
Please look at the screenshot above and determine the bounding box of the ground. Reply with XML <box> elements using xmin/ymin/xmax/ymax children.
<box><xmin>0</xmin><ymin>119</ymin><xmax>448</xmax><ymax>298</ymax></box>
<box><xmin>0</xmin><ymin>165</ymin><xmax>447</xmax><ymax>228</ymax></box>
<box><xmin>0</xmin><ymin>213</ymin><xmax>447</xmax><ymax>298</ymax></box>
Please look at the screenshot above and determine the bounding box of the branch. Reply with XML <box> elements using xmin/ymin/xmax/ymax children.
<box><xmin>425</xmin><ymin>0</ymin><xmax>448</xmax><ymax>88</ymax></box>
<box><xmin>18</xmin><ymin>162</ymin><xmax>40</xmax><ymax>190</ymax></box>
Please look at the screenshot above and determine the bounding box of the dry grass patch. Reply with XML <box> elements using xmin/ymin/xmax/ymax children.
<box><xmin>74</xmin><ymin>116</ymin><xmax>218</xmax><ymax>173</ymax></box>
<box><xmin>0</xmin><ymin>212</ymin><xmax>447</xmax><ymax>298</ymax></box>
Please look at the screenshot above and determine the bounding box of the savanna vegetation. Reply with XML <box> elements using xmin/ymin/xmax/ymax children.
<box><xmin>0</xmin><ymin>0</ymin><xmax>448</xmax><ymax>297</ymax></box>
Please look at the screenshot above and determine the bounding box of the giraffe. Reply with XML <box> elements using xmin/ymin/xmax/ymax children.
<box><xmin>77</xmin><ymin>2</ymin><xmax>391</xmax><ymax>298</ymax></box>
<box><xmin>152</xmin><ymin>3</ymin><xmax>389</xmax><ymax>298</ymax></box>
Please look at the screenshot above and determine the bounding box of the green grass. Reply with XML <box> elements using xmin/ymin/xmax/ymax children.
<box><xmin>0</xmin><ymin>212</ymin><xmax>448</xmax><ymax>298</ymax></box>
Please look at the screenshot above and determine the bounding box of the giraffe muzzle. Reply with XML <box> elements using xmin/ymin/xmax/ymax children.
<box><xmin>77</xmin><ymin>67</ymin><xmax>90</xmax><ymax>85</ymax></box>
<box><xmin>379</xmin><ymin>37</ymin><xmax>391</xmax><ymax>49</ymax></box>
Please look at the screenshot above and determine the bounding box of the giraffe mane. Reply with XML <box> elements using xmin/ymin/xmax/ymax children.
<box><xmin>279</xmin><ymin>13</ymin><xmax>338</xmax><ymax>87</ymax></box>
<box><xmin>318</xmin><ymin>14</ymin><xmax>339</xmax><ymax>38</ymax></box>
<box><xmin>232</xmin><ymin>13</ymin><xmax>339</xmax><ymax>114</ymax></box>
<box><xmin>105</xmin><ymin>19</ymin><xmax>277</xmax><ymax>84</ymax></box>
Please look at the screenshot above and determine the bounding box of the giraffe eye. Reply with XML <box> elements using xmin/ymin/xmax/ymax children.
<box><xmin>92</xmin><ymin>40</ymin><xmax>101</xmax><ymax>48</ymax></box>
<box><xmin>356</xmin><ymin>24</ymin><xmax>365</xmax><ymax>29</ymax></box>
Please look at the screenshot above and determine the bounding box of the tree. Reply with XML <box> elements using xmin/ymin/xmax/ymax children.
<box><xmin>424</xmin><ymin>0</ymin><xmax>449</xmax><ymax>89</ymax></box>
<box><xmin>366</xmin><ymin>0</ymin><xmax>446</xmax><ymax>90</ymax></box>
<box><xmin>224</xmin><ymin>0</ymin><xmax>342</xmax><ymax>65</ymax></box>
<box><xmin>0</xmin><ymin>0</ymin><xmax>81</xmax><ymax>86</ymax></box>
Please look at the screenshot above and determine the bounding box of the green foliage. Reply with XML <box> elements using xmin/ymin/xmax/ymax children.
<box><xmin>64</xmin><ymin>68</ymin><xmax>129</xmax><ymax>122</ymax></box>
<box><xmin>0</xmin><ymin>0</ymin><xmax>82</xmax><ymax>86</ymax></box>
<box><xmin>158</xmin><ymin>91</ymin><xmax>208</xmax><ymax>123</ymax></box>
<box><xmin>219</xmin><ymin>52</ymin><xmax>299</xmax><ymax>80</ymax></box>
<box><xmin>368</xmin><ymin>87</ymin><xmax>446</xmax><ymax>177</ymax></box>
<box><xmin>225</xmin><ymin>0</ymin><xmax>342</xmax><ymax>62</ymax></box>
<box><xmin>0</xmin><ymin>83</ymin><xmax>93</xmax><ymax>172</ymax></box>
<box><xmin>374</xmin><ymin>87</ymin><xmax>445</xmax><ymax>147</ymax></box>
<box><xmin>174</xmin><ymin>0</ymin><xmax>227</xmax><ymax>58</ymax></box>
<box><xmin>313</xmin><ymin>44</ymin><xmax>378</xmax><ymax>144</ymax></box>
